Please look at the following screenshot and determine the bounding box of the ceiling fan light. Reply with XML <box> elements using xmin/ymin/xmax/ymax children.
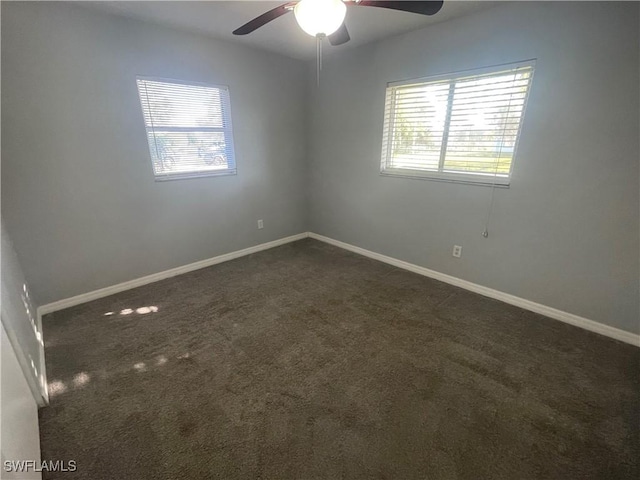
<box><xmin>294</xmin><ymin>0</ymin><xmax>347</xmax><ymax>37</ymax></box>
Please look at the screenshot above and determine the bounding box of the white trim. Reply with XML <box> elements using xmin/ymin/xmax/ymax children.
<box><xmin>38</xmin><ymin>233</ymin><xmax>309</xmax><ymax>316</ymax></box>
<box><xmin>37</xmin><ymin>230</ymin><xmax>639</xmax><ymax>348</ymax></box>
<box><xmin>387</xmin><ymin>59</ymin><xmax>536</xmax><ymax>88</ymax></box>
<box><xmin>36</xmin><ymin>310</ymin><xmax>49</xmax><ymax>406</ymax></box>
<box><xmin>380</xmin><ymin>168</ymin><xmax>511</xmax><ymax>187</ymax></box>
<box><xmin>308</xmin><ymin>232</ymin><xmax>640</xmax><ymax>347</ymax></box>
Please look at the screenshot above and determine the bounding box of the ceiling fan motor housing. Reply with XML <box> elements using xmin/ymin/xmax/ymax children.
<box><xmin>294</xmin><ymin>0</ymin><xmax>347</xmax><ymax>37</ymax></box>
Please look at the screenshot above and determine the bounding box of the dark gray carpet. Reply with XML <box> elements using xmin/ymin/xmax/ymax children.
<box><xmin>40</xmin><ymin>238</ymin><xmax>639</xmax><ymax>479</ymax></box>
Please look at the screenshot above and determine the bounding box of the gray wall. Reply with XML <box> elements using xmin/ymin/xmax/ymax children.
<box><xmin>307</xmin><ymin>1</ymin><xmax>640</xmax><ymax>334</ymax></box>
<box><xmin>2</xmin><ymin>1</ymin><xmax>308</xmax><ymax>305</ymax></box>
<box><xmin>3</xmin><ymin>1</ymin><xmax>639</xmax><ymax>335</ymax></box>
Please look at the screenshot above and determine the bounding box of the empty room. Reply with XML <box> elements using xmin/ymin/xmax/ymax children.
<box><xmin>1</xmin><ymin>0</ymin><xmax>638</xmax><ymax>478</ymax></box>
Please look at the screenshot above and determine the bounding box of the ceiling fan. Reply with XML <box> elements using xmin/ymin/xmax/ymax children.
<box><xmin>232</xmin><ymin>0</ymin><xmax>444</xmax><ymax>46</ymax></box>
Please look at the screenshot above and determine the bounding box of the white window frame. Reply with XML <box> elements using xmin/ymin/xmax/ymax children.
<box><xmin>136</xmin><ymin>76</ymin><xmax>237</xmax><ymax>181</ymax></box>
<box><xmin>380</xmin><ymin>60</ymin><xmax>535</xmax><ymax>187</ymax></box>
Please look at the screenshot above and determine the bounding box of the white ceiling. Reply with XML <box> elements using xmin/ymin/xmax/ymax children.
<box><xmin>81</xmin><ymin>1</ymin><xmax>498</xmax><ymax>60</ymax></box>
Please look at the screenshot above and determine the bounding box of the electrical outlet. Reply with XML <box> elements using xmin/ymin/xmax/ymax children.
<box><xmin>452</xmin><ymin>245</ymin><xmax>462</xmax><ymax>258</ymax></box>
<box><xmin>257</xmin><ymin>219</ymin><xmax>264</xmax><ymax>229</ymax></box>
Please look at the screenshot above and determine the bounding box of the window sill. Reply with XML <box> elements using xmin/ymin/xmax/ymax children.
<box><xmin>380</xmin><ymin>168</ymin><xmax>510</xmax><ymax>188</ymax></box>
<box><xmin>154</xmin><ymin>169</ymin><xmax>237</xmax><ymax>182</ymax></box>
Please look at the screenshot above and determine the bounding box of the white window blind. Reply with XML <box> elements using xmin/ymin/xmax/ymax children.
<box><xmin>136</xmin><ymin>77</ymin><xmax>236</xmax><ymax>180</ymax></box>
<box><xmin>381</xmin><ymin>61</ymin><xmax>535</xmax><ymax>185</ymax></box>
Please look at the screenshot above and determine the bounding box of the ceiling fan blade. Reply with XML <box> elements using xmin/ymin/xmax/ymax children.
<box><xmin>328</xmin><ymin>23</ymin><xmax>350</xmax><ymax>46</ymax></box>
<box><xmin>355</xmin><ymin>1</ymin><xmax>444</xmax><ymax>16</ymax></box>
<box><xmin>232</xmin><ymin>2</ymin><xmax>297</xmax><ymax>36</ymax></box>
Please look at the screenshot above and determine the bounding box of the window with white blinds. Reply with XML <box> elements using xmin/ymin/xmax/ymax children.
<box><xmin>380</xmin><ymin>61</ymin><xmax>535</xmax><ymax>185</ymax></box>
<box><xmin>136</xmin><ymin>77</ymin><xmax>236</xmax><ymax>180</ymax></box>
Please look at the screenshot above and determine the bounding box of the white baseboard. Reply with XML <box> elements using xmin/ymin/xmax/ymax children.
<box><xmin>38</xmin><ymin>232</ymin><xmax>309</xmax><ymax>316</ymax></box>
<box><xmin>308</xmin><ymin>232</ymin><xmax>640</xmax><ymax>347</ymax></box>
<box><xmin>37</xmin><ymin>230</ymin><xmax>639</xmax><ymax>347</ymax></box>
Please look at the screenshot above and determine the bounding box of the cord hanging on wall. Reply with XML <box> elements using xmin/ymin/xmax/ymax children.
<box><xmin>316</xmin><ymin>34</ymin><xmax>325</xmax><ymax>86</ymax></box>
<box><xmin>481</xmin><ymin>71</ymin><xmax>519</xmax><ymax>239</ymax></box>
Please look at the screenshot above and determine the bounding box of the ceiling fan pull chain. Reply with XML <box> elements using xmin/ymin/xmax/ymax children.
<box><xmin>316</xmin><ymin>34</ymin><xmax>324</xmax><ymax>87</ymax></box>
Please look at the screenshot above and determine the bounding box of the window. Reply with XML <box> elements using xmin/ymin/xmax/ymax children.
<box><xmin>136</xmin><ymin>77</ymin><xmax>236</xmax><ymax>180</ymax></box>
<box><xmin>380</xmin><ymin>61</ymin><xmax>534</xmax><ymax>185</ymax></box>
